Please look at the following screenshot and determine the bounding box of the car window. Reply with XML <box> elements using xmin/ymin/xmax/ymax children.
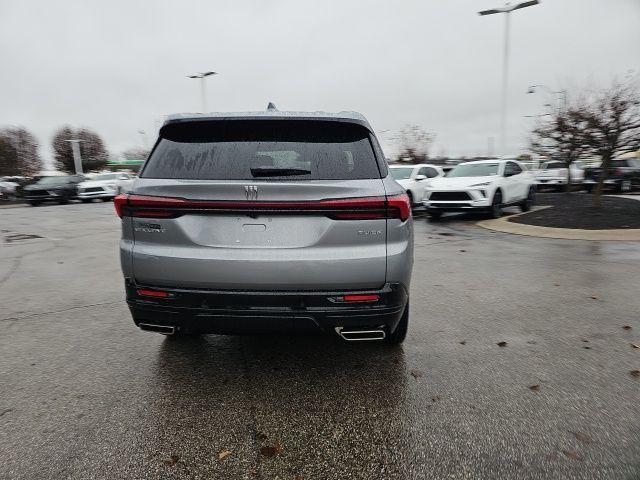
<box><xmin>448</xmin><ymin>163</ymin><xmax>499</xmax><ymax>177</ymax></box>
<box><xmin>390</xmin><ymin>167</ymin><xmax>414</xmax><ymax>180</ymax></box>
<box><xmin>426</xmin><ymin>167</ymin><xmax>439</xmax><ymax>178</ymax></box>
<box><xmin>417</xmin><ymin>167</ymin><xmax>429</xmax><ymax>177</ymax></box>
<box><xmin>609</xmin><ymin>159</ymin><xmax>628</xmax><ymax>168</ymax></box>
<box><xmin>94</xmin><ymin>173</ymin><xmax>119</xmax><ymax>181</ymax></box>
<box><xmin>543</xmin><ymin>161</ymin><xmax>566</xmax><ymax>169</ymax></box>
<box><xmin>143</xmin><ymin>121</ymin><xmax>381</xmax><ymax>181</ymax></box>
<box><xmin>505</xmin><ymin>162</ymin><xmax>522</xmax><ymax>176</ymax></box>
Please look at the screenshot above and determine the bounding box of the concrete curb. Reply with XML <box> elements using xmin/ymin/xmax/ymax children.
<box><xmin>476</xmin><ymin>206</ymin><xmax>640</xmax><ymax>241</ymax></box>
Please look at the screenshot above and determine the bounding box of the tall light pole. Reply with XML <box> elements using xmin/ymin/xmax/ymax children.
<box><xmin>187</xmin><ymin>71</ymin><xmax>218</xmax><ymax>112</ymax></box>
<box><xmin>479</xmin><ymin>0</ymin><xmax>540</xmax><ymax>155</ymax></box>
<box><xmin>65</xmin><ymin>139</ymin><xmax>84</xmax><ymax>174</ymax></box>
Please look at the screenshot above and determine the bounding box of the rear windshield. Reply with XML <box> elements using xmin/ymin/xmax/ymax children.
<box><xmin>142</xmin><ymin>121</ymin><xmax>381</xmax><ymax>180</ymax></box>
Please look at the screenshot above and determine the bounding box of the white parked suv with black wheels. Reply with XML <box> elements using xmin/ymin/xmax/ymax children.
<box><xmin>389</xmin><ymin>163</ymin><xmax>444</xmax><ymax>206</ymax></box>
<box><xmin>77</xmin><ymin>172</ymin><xmax>134</xmax><ymax>202</ymax></box>
<box><xmin>423</xmin><ymin>159</ymin><xmax>536</xmax><ymax>220</ymax></box>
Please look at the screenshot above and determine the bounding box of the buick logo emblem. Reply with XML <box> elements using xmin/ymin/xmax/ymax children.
<box><xmin>244</xmin><ymin>185</ymin><xmax>259</xmax><ymax>200</ymax></box>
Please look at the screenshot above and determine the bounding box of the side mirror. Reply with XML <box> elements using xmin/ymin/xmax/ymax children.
<box><xmin>415</xmin><ymin>174</ymin><xmax>427</xmax><ymax>181</ymax></box>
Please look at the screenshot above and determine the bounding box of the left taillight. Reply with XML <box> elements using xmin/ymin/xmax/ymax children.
<box><xmin>114</xmin><ymin>194</ymin><xmax>127</xmax><ymax>218</ymax></box>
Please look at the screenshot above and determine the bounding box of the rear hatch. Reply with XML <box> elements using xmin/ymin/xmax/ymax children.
<box><xmin>124</xmin><ymin>119</ymin><xmax>397</xmax><ymax>291</ymax></box>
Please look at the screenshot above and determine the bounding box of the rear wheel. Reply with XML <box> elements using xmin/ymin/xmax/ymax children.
<box><xmin>490</xmin><ymin>190</ymin><xmax>502</xmax><ymax>218</ymax></box>
<box><xmin>406</xmin><ymin>191</ymin><xmax>414</xmax><ymax>207</ymax></box>
<box><xmin>28</xmin><ymin>201</ymin><xmax>41</xmax><ymax>206</ymax></box>
<box><xmin>385</xmin><ymin>301</ymin><xmax>408</xmax><ymax>345</ymax></box>
<box><xmin>81</xmin><ymin>199</ymin><xmax>92</xmax><ymax>203</ymax></box>
<box><xmin>584</xmin><ymin>184</ymin><xmax>594</xmax><ymax>193</ymax></box>
<box><xmin>520</xmin><ymin>187</ymin><xmax>535</xmax><ymax>212</ymax></box>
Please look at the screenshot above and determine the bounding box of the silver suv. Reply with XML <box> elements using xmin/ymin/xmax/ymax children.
<box><xmin>115</xmin><ymin>108</ymin><xmax>413</xmax><ymax>343</ymax></box>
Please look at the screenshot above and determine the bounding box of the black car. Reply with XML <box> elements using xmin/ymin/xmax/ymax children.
<box><xmin>22</xmin><ymin>175</ymin><xmax>85</xmax><ymax>206</ymax></box>
<box><xmin>583</xmin><ymin>158</ymin><xmax>640</xmax><ymax>193</ymax></box>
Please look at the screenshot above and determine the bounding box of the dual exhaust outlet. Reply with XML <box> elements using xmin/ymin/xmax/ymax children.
<box><xmin>139</xmin><ymin>323</ymin><xmax>386</xmax><ymax>341</ymax></box>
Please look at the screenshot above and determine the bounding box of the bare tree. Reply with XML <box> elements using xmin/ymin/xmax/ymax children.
<box><xmin>579</xmin><ymin>79</ymin><xmax>640</xmax><ymax>204</ymax></box>
<box><xmin>52</xmin><ymin>126</ymin><xmax>109</xmax><ymax>173</ymax></box>
<box><xmin>122</xmin><ymin>147</ymin><xmax>150</xmax><ymax>161</ymax></box>
<box><xmin>0</xmin><ymin>127</ymin><xmax>42</xmax><ymax>176</ymax></box>
<box><xmin>395</xmin><ymin>124</ymin><xmax>435</xmax><ymax>164</ymax></box>
<box><xmin>530</xmin><ymin>100</ymin><xmax>590</xmax><ymax>192</ymax></box>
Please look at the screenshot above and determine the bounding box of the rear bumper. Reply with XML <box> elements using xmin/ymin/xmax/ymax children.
<box><xmin>125</xmin><ymin>279</ymin><xmax>408</xmax><ymax>335</ymax></box>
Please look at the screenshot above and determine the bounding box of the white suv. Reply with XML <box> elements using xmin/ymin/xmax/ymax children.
<box><xmin>423</xmin><ymin>159</ymin><xmax>536</xmax><ymax>220</ymax></box>
<box><xmin>389</xmin><ymin>163</ymin><xmax>444</xmax><ymax>206</ymax></box>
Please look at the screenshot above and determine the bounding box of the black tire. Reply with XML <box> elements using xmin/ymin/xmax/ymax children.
<box><xmin>428</xmin><ymin>211</ymin><xmax>442</xmax><ymax>221</ymax></box>
<box><xmin>520</xmin><ymin>187</ymin><xmax>535</xmax><ymax>212</ymax></box>
<box><xmin>386</xmin><ymin>301</ymin><xmax>408</xmax><ymax>345</ymax></box>
<box><xmin>584</xmin><ymin>185</ymin><xmax>594</xmax><ymax>193</ymax></box>
<box><xmin>490</xmin><ymin>190</ymin><xmax>502</xmax><ymax>218</ymax></box>
<box><xmin>58</xmin><ymin>197</ymin><xmax>69</xmax><ymax>205</ymax></box>
<box><xmin>81</xmin><ymin>199</ymin><xmax>92</xmax><ymax>203</ymax></box>
<box><xmin>102</xmin><ymin>197</ymin><xmax>113</xmax><ymax>202</ymax></box>
<box><xmin>406</xmin><ymin>191</ymin><xmax>414</xmax><ymax>207</ymax></box>
<box><xmin>28</xmin><ymin>201</ymin><xmax>41</xmax><ymax>206</ymax></box>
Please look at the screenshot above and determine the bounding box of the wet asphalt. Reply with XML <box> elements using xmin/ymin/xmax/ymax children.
<box><xmin>1</xmin><ymin>201</ymin><xmax>639</xmax><ymax>480</ymax></box>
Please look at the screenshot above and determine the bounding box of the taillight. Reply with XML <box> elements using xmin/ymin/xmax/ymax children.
<box><xmin>614</xmin><ymin>168</ymin><xmax>623</xmax><ymax>176</ymax></box>
<box><xmin>342</xmin><ymin>294</ymin><xmax>379</xmax><ymax>302</ymax></box>
<box><xmin>387</xmin><ymin>193</ymin><xmax>411</xmax><ymax>222</ymax></box>
<box><xmin>114</xmin><ymin>194</ymin><xmax>127</xmax><ymax>218</ymax></box>
<box><xmin>137</xmin><ymin>289</ymin><xmax>173</xmax><ymax>298</ymax></box>
<box><xmin>115</xmin><ymin>194</ymin><xmax>411</xmax><ymax>222</ymax></box>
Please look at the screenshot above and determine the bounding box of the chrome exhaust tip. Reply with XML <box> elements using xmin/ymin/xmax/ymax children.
<box><xmin>139</xmin><ymin>323</ymin><xmax>176</xmax><ymax>335</ymax></box>
<box><xmin>335</xmin><ymin>326</ymin><xmax>386</xmax><ymax>341</ymax></box>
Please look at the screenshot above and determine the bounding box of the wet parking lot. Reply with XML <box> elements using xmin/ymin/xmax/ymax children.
<box><xmin>1</xmin><ymin>202</ymin><xmax>639</xmax><ymax>480</ymax></box>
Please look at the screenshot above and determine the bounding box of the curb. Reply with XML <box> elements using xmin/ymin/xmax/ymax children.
<box><xmin>476</xmin><ymin>206</ymin><xmax>640</xmax><ymax>241</ymax></box>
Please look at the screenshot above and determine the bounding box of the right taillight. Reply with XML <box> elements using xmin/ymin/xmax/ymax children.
<box><xmin>386</xmin><ymin>193</ymin><xmax>411</xmax><ymax>222</ymax></box>
<box><xmin>114</xmin><ymin>194</ymin><xmax>127</xmax><ymax>218</ymax></box>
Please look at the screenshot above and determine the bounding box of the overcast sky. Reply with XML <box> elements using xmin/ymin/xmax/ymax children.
<box><xmin>1</xmin><ymin>0</ymin><xmax>639</xmax><ymax>167</ymax></box>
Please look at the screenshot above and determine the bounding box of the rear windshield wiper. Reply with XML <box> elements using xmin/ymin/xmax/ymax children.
<box><xmin>250</xmin><ymin>167</ymin><xmax>311</xmax><ymax>177</ymax></box>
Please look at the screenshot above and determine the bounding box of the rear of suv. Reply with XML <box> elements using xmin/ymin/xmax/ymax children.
<box><xmin>116</xmin><ymin>109</ymin><xmax>413</xmax><ymax>344</ymax></box>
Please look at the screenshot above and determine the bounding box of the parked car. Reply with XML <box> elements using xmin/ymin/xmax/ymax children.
<box><xmin>22</xmin><ymin>175</ymin><xmax>85</xmax><ymax>205</ymax></box>
<box><xmin>535</xmin><ymin>160</ymin><xmax>584</xmax><ymax>190</ymax></box>
<box><xmin>389</xmin><ymin>163</ymin><xmax>444</xmax><ymax>206</ymax></box>
<box><xmin>115</xmin><ymin>108</ymin><xmax>413</xmax><ymax>344</ymax></box>
<box><xmin>77</xmin><ymin>172</ymin><xmax>134</xmax><ymax>202</ymax></box>
<box><xmin>423</xmin><ymin>159</ymin><xmax>536</xmax><ymax>220</ymax></box>
<box><xmin>0</xmin><ymin>176</ymin><xmax>27</xmax><ymax>199</ymax></box>
<box><xmin>583</xmin><ymin>158</ymin><xmax>640</xmax><ymax>193</ymax></box>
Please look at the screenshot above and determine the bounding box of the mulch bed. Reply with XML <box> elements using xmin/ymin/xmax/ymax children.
<box><xmin>508</xmin><ymin>193</ymin><xmax>640</xmax><ymax>230</ymax></box>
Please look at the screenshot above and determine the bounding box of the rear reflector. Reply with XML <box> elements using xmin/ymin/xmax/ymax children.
<box><xmin>115</xmin><ymin>193</ymin><xmax>411</xmax><ymax>222</ymax></box>
<box><xmin>137</xmin><ymin>289</ymin><xmax>172</xmax><ymax>298</ymax></box>
<box><xmin>342</xmin><ymin>294</ymin><xmax>380</xmax><ymax>302</ymax></box>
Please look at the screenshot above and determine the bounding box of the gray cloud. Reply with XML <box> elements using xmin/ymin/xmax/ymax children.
<box><xmin>1</xmin><ymin>0</ymin><xmax>639</xmax><ymax>166</ymax></box>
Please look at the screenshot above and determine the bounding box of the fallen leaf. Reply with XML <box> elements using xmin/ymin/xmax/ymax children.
<box><xmin>546</xmin><ymin>452</ymin><xmax>558</xmax><ymax>462</ymax></box>
<box><xmin>295</xmin><ymin>476</ymin><xmax>304</xmax><ymax>480</ymax></box>
<box><xmin>459</xmin><ymin>341</ymin><xmax>466</xmax><ymax>345</ymax></box>
<box><xmin>630</xmin><ymin>370</ymin><xmax>640</xmax><ymax>377</ymax></box>
<box><xmin>218</xmin><ymin>450</ymin><xmax>232</xmax><ymax>461</ymax></box>
<box><xmin>570</xmin><ymin>432</ymin><xmax>592</xmax><ymax>444</ymax></box>
<box><xmin>164</xmin><ymin>455</ymin><xmax>180</xmax><ymax>466</ymax></box>
<box><xmin>553</xmin><ymin>283</ymin><xmax>560</xmax><ymax>287</ymax></box>
<box><xmin>410</xmin><ymin>369</ymin><xmax>423</xmax><ymax>379</ymax></box>
<box><xmin>431</xmin><ymin>395</ymin><xmax>440</xmax><ymax>402</ymax></box>
<box><xmin>260</xmin><ymin>444</ymin><xmax>284</xmax><ymax>457</ymax></box>
<box><xmin>562</xmin><ymin>450</ymin><xmax>581</xmax><ymax>460</ymax></box>
<box><xmin>631</xmin><ymin>343</ymin><xmax>639</xmax><ymax>349</ymax></box>
<box><xmin>583</xmin><ymin>346</ymin><xmax>592</xmax><ymax>350</ymax></box>
<box><xmin>497</xmin><ymin>341</ymin><xmax>508</xmax><ymax>347</ymax></box>
<box><xmin>258</xmin><ymin>432</ymin><xmax>268</xmax><ymax>440</ymax></box>
<box><xmin>623</xmin><ymin>325</ymin><xmax>632</xmax><ymax>330</ymax></box>
<box><xmin>581</xmin><ymin>339</ymin><xmax>589</xmax><ymax>343</ymax></box>
<box><xmin>459</xmin><ymin>249</ymin><xmax>466</xmax><ymax>252</ymax></box>
<box><xmin>529</xmin><ymin>384</ymin><xmax>540</xmax><ymax>391</ymax></box>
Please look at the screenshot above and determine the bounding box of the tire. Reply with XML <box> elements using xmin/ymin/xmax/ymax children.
<box><xmin>81</xmin><ymin>199</ymin><xmax>92</xmax><ymax>203</ymax></box>
<box><xmin>406</xmin><ymin>191</ymin><xmax>414</xmax><ymax>207</ymax></box>
<box><xmin>28</xmin><ymin>201</ymin><xmax>41</xmax><ymax>206</ymax></box>
<box><xmin>490</xmin><ymin>190</ymin><xmax>502</xmax><ymax>218</ymax></box>
<box><xmin>520</xmin><ymin>187</ymin><xmax>535</xmax><ymax>212</ymax></box>
<box><xmin>584</xmin><ymin>185</ymin><xmax>594</xmax><ymax>193</ymax></box>
<box><xmin>102</xmin><ymin>197</ymin><xmax>114</xmax><ymax>202</ymax></box>
<box><xmin>58</xmin><ymin>197</ymin><xmax>69</xmax><ymax>205</ymax></box>
<box><xmin>428</xmin><ymin>211</ymin><xmax>442</xmax><ymax>221</ymax></box>
<box><xmin>386</xmin><ymin>300</ymin><xmax>408</xmax><ymax>345</ymax></box>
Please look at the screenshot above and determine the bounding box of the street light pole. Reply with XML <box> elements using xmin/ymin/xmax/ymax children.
<box><xmin>187</xmin><ymin>71</ymin><xmax>218</xmax><ymax>112</ymax></box>
<box><xmin>65</xmin><ymin>139</ymin><xmax>84</xmax><ymax>175</ymax></box>
<box><xmin>478</xmin><ymin>0</ymin><xmax>540</xmax><ymax>155</ymax></box>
